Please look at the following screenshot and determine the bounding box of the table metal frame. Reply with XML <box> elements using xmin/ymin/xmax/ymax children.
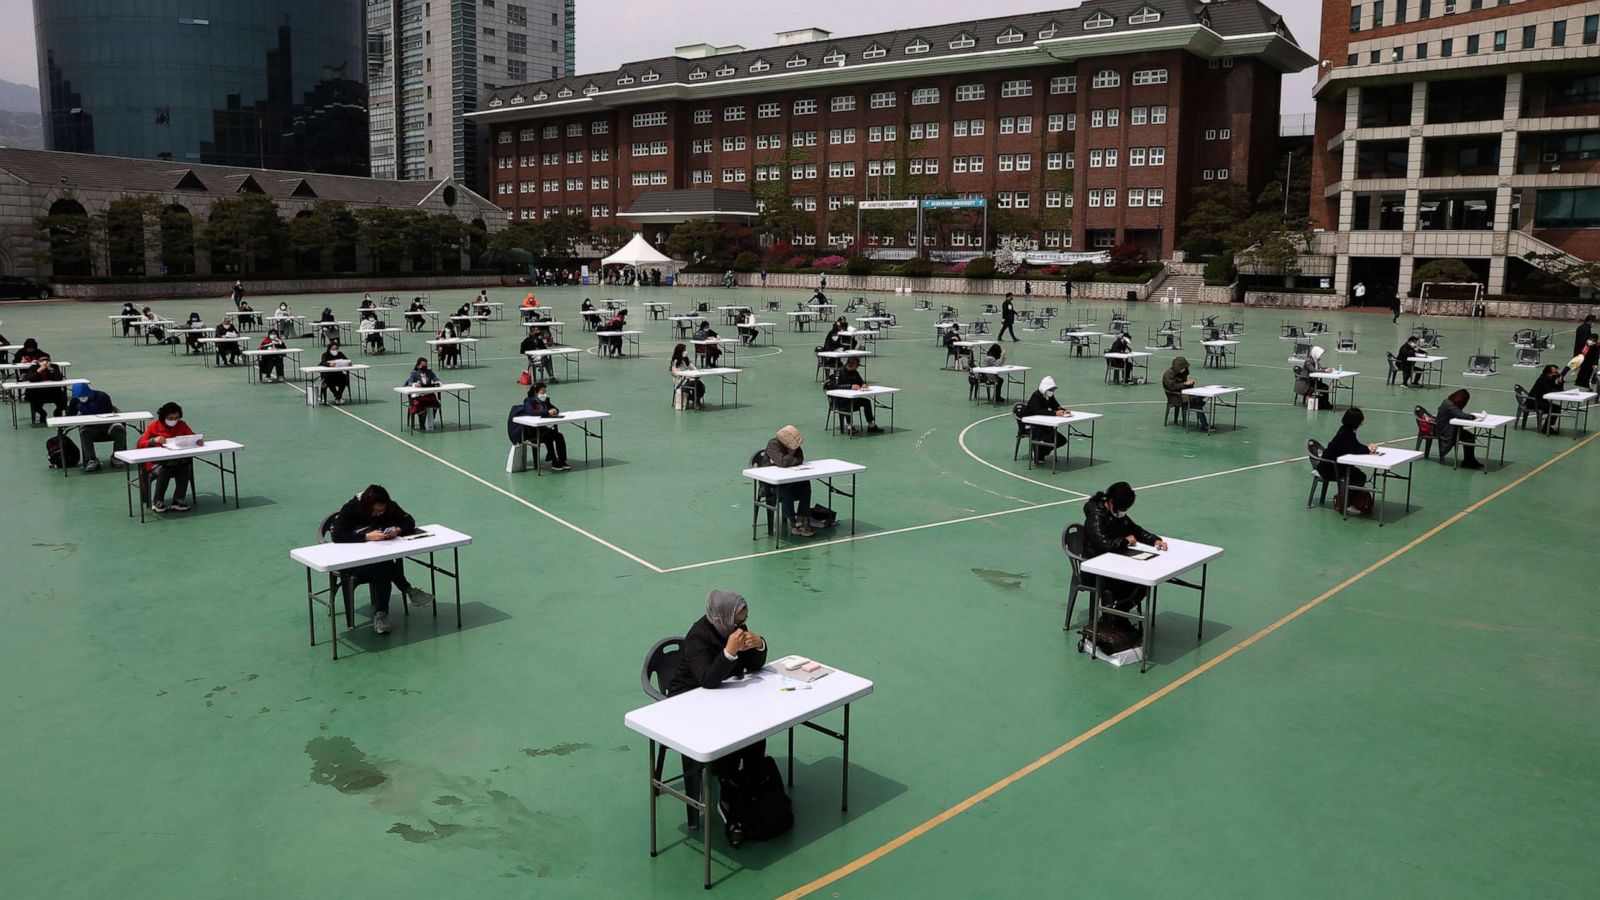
<box><xmin>304</xmin><ymin>546</ymin><xmax>462</xmax><ymax>661</ymax></box>
<box><xmin>121</xmin><ymin>447</ymin><xmax>240</xmax><ymax>524</ymax></box>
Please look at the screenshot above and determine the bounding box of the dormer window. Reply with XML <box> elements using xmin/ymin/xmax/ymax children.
<box><xmin>786</xmin><ymin>53</ymin><xmax>807</xmax><ymax>69</ymax></box>
<box><xmin>1129</xmin><ymin>6</ymin><xmax>1162</xmax><ymax>25</ymax></box>
<box><xmin>640</xmin><ymin>69</ymin><xmax>659</xmax><ymax>82</ymax></box>
<box><xmin>583</xmin><ymin>83</ymin><xmax>599</xmax><ymax>95</ymax></box>
<box><xmin>715</xmin><ymin>64</ymin><xmax>735</xmax><ymax>77</ymax></box>
<box><xmin>949</xmin><ymin>33</ymin><xmax>975</xmax><ymax>49</ymax></box>
<box><xmin>904</xmin><ymin>38</ymin><xmax>929</xmax><ymax>54</ymax></box>
<box><xmin>997</xmin><ymin>27</ymin><xmax>1024</xmax><ymax>44</ymax></box>
<box><xmin>556</xmin><ymin>87</ymin><xmax>572</xmax><ymax>97</ymax></box>
<box><xmin>531</xmin><ymin>90</ymin><xmax>547</xmax><ymax>101</ymax></box>
<box><xmin>1085</xmin><ymin>11</ymin><xmax>1115</xmax><ymax>30</ymax></box>
<box><xmin>1038</xmin><ymin>23</ymin><xmax>1060</xmax><ymax>39</ymax></box>
<box><xmin>749</xmin><ymin>58</ymin><xmax>770</xmax><ymax>72</ymax></box>
<box><xmin>488</xmin><ymin>97</ymin><xmax>504</xmax><ymax>108</ymax></box>
<box><xmin>863</xmin><ymin>43</ymin><xmax>887</xmax><ymax>59</ymax></box>
<box><xmin>822</xmin><ymin>50</ymin><xmax>846</xmax><ymax>65</ymax></box>
<box><xmin>616</xmin><ymin>73</ymin><xmax>635</xmax><ymax>85</ymax></box>
<box><xmin>689</xmin><ymin>67</ymin><xmax>708</xmax><ymax>81</ymax></box>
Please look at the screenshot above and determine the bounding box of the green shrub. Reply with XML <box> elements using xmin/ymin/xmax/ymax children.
<box><xmin>1203</xmin><ymin>251</ymin><xmax>1237</xmax><ymax>286</ymax></box>
<box><xmin>1063</xmin><ymin>262</ymin><xmax>1097</xmax><ymax>282</ymax></box>
<box><xmin>900</xmin><ymin>257</ymin><xmax>933</xmax><ymax>278</ymax></box>
<box><xmin>845</xmin><ymin>256</ymin><xmax>874</xmax><ymax>277</ymax></box>
<box><xmin>732</xmin><ymin>251</ymin><xmax>760</xmax><ymax>272</ymax></box>
<box><xmin>964</xmin><ymin>257</ymin><xmax>997</xmax><ymax>279</ymax></box>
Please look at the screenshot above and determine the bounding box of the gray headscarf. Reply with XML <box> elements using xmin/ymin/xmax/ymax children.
<box><xmin>705</xmin><ymin>589</ymin><xmax>748</xmax><ymax>638</ymax></box>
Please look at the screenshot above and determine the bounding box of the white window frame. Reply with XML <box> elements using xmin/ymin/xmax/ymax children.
<box><xmin>1085</xmin><ymin>12</ymin><xmax>1114</xmax><ymax>31</ymax></box>
<box><xmin>1000</xmin><ymin>79</ymin><xmax>1032</xmax><ymax>98</ymax></box>
<box><xmin>905</xmin><ymin>39</ymin><xmax>929</xmax><ymax>55</ymax></box>
<box><xmin>1151</xmin><ymin>105</ymin><xmax>1167</xmax><ymax>124</ymax></box>
<box><xmin>1131</xmin><ymin>68</ymin><xmax>1168</xmax><ymax>86</ymax></box>
<box><xmin>1128</xmin><ymin>189</ymin><xmax>1145</xmax><ymax>207</ymax></box>
<box><xmin>1149</xmin><ymin>147</ymin><xmax>1166</xmax><ymax>166</ymax></box>
<box><xmin>793</xmin><ymin>98</ymin><xmax>818</xmax><ymax>115</ymax></box>
<box><xmin>956</xmin><ymin>84</ymin><xmax>985</xmax><ymax>102</ymax></box>
<box><xmin>869</xmin><ymin>90</ymin><xmax>896</xmax><ymax>108</ymax></box>
<box><xmin>831</xmin><ymin>95</ymin><xmax>856</xmax><ymax>112</ymax></box>
<box><xmin>1048</xmin><ymin>114</ymin><xmax>1064</xmax><ymax>133</ymax></box>
<box><xmin>911</xmin><ymin>87</ymin><xmax>940</xmax><ymax>106</ymax></box>
<box><xmin>863</xmin><ymin>44</ymin><xmax>886</xmax><ymax>60</ymax></box>
<box><xmin>693</xmin><ymin>109</ymin><xmax>712</xmax><ymax>124</ymax></box>
<box><xmin>757</xmin><ymin>102</ymin><xmax>781</xmax><ymax>119</ymax></box>
<box><xmin>1092</xmin><ymin>69</ymin><xmax>1121</xmax><ymax>89</ymax></box>
<box><xmin>724</xmin><ymin>105</ymin><xmax>746</xmax><ymax>122</ymax></box>
<box><xmin>1130</xmin><ymin>107</ymin><xmax>1147</xmax><ymax>126</ymax></box>
<box><xmin>1050</xmin><ymin>75</ymin><xmax>1077</xmax><ymax>94</ymax></box>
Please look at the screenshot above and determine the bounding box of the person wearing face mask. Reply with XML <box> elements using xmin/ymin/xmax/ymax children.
<box><xmin>1106</xmin><ymin>330</ymin><xmax>1135</xmax><ymax>384</ymax></box>
<box><xmin>692</xmin><ymin>320</ymin><xmax>722</xmax><ymax>366</ymax></box>
<box><xmin>119</xmin><ymin>302</ymin><xmax>139</xmax><ymax>336</ymax></box>
<box><xmin>316</xmin><ymin>307</ymin><xmax>338</xmax><ymax>344</ymax></box>
<box><xmin>214</xmin><ymin>317</ymin><xmax>243</xmax><ymax>366</ymax></box>
<box><xmin>329</xmin><ymin>485</ymin><xmax>435</xmax><ymax>635</ymax></box>
<box><xmin>667</xmin><ymin>589</ymin><xmax>769</xmax><ymax>830</ymax></box>
<box><xmin>1529</xmin><ymin>363</ymin><xmax>1565</xmax><ymax>434</ymax></box>
<box><xmin>274</xmin><ymin>302</ymin><xmax>294</xmax><ymax>336</ymax></box>
<box><xmin>320</xmin><ymin>340</ymin><xmax>352</xmax><ymax>404</ymax></box>
<box><xmin>1023</xmin><ymin>376</ymin><xmax>1071</xmax><ymax>463</ymax></box>
<box><xmin>1301</xmin><ymin>345</ymin><xmax>1333</xmax><ymax>408</ymax></box>
<box><xmin>137</xmin><ymin>402</ymin><xmax>203</xmax><ymax>513</ymax></box>
<box><xmin>831</xmin><ymin>357</ymin><xmax>883</xmax><ymax>434</ymax></box>
<box><xmin>358</xmin><ymin>309</ymin><xmax>387</xmax><ymax>355</ymax></box>
<box><xmin>1081</xmin><ymin>481</ymin><xmax>1168</xmax><ymax>635</ymax></box>
<box><xmin>765</xmin><ymin>425</ymin><xmax>814</xmax><ymax>537</ymax></box>
<box><xmin>236</xmin><ymin>300</ymin><xmax>259</xmax><ymax>329</ymax></box>
<box><xmin>513</xmin><ymin>382</ymin><xmax>570</xmax><ymax>471</ymax></box>
<box><xmin>66</xmin><ymin>383</ymin><xmax>127</xmax><ymax>472</ymax></box>
<box><xmin>435</xmin><ymin>322</ymin><xmax>463</xmax><ymax>369</ymax></box>
<box><xmin>22</xmin><ymin>353</ymin><xmax>68</xmax><ymax>425</ymax></box>
<box><xmin>1160</xmin><ymin>357</ymin><xmax>1210</xmax><ymax>431</ymax></box>
<box><xmin>405</xmin><ymin>296</ymin><xmax>428</xmax><ymax>332</ymax></box>
<box><xmin>257</xmin><ymin>330</ymin><xmax>288</xmax><ymax>382</ymax></box>
<box><xmin>1395</xmin><ymin>336</ymin><xmax>1423</xmax><ymax>388</ymax></box>
<box><xmin>404</xmin><ymin>358</ymin><xmax>443</xmax><ymax>429</ymax></box>
<box><xmin>670</xmin><ymin>343</ymin><xmax>705</xmax><ymax>410</ymax></box>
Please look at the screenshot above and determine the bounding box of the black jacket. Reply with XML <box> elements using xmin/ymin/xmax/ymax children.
<box><xmin>1081</xmin><ymin>491</ymin><xmax>1157</xmax><ymax>560</ymax></box>
<box><xmin>667</xmin><ymin>615</ymin><xmax>769</xmax><ymax>695</ymax></box>
<box><xmin>1023</xmin><ymin>389</ymin><xmax>1062</xmax><ymax>418</ymax></box>
<box><xmin>836</xmin><ymin>367</ymin><xmax>866</xmax><ymax>389</ymax></box>
<box><xmin>1531</xmin><ymin>370</ymin><xmax>1564</xmax><ymax>400</ymax></box>
<box><xmin>1435</xmin><ymin>397</ymin><xmax>1470</xmax><ymax>455</ymax></box>
<box><xmin>1574</xmin><ymin>322</ymin><xmax>1592</xmax><ymax>356</ymax></box>
<box><xmin>1320</xmin><ymin>424</ymin><xmax>1368</xmax><ymax>480</ymax></box>
<box><xmin>330</xmin><ymin>496</ymin><xmax>418</xmax><ymax>543</ymax></box>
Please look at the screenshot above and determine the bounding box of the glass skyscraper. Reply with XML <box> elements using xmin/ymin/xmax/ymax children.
<box><xmin>35</xmin><ymin>1</ymin><xmax>369</xmax><ymax>175</ymax></box>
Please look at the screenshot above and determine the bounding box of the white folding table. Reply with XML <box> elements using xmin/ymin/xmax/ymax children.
<box><xmin>1103</xmin><ymin>351</ymin><xmax>1151</xmax><ymax>385</ymax></box>
<box><xmin>676</xmin><ymin>367</ymin><xmax>742</xmax><ymax>409</ymax></box>
<box><xmin>788</xmin><ymin>311</ymin><xmax>818</xmax><ymax>333</ymax></box>
<box><xmin>289</xmin><ymin>524</ymin><xmax>470</xmax><ymax>660</ymax></box>
<box><xmin>826</xmin><ymin>386</ymin><xmax>899</xmax><ymax>435</ymax></box>
<box><xmin>1180</xmin><ymin>385</ymin><xmax>1246</xmax><ymax>432</ymax></box>
<box><xmin>394</xmin><ymin>383</ymin><xmax>475</xmax><ymax>432</ymax></box>
<box><xmin>596</xmin><ymin>330</ymin><xmax>642</xmax><ymax>358</ymax></box>
<box><xmin>524</xmin><ymin>347</ymin><xmax>583</xmax><ymax>383</ymax></box>
<box><xmin>625</xmin><ymin>663</ymin><xmax>873</xmax><ymax>890</ymax></box>
<box><xmin>1081</xmin><ymin>537</ymin><xmax>1223</xmax><ymax>673</ymax></box>
<box><xmin>45</xmin><ymin>410</ymin><xmax>151</xmax><ymax>477</ymax></box>
<box><xmin>1447</xmin><ymin>413</ymin><xmax>1513</xmax><ymax>471</ymax></box>
<box><xmin>816</xmin><ymin>349</ymin><xmax>870</xmax><ymax>381</ymax></box>
<box><xmin>692</xmin><ymin>337</ymin><xmax>739</xmax><ymax>366</ymax></box>
<box><xmin>1308</xmin><ymin>370</ymin><xmax>1359</xmax><ymax>408</ymax></box>
<box><xmin>113</xmin><ymin>439</ymin><xmax>245</xmax><ymax>523</ymax></box>
<box><xmin>196</xmin><ymin>336</ymin><xmax>246</xmax><ymax>367</ymax></box>
<box><xmin>1541</xmin><ymin>390</ymin><xmax>1596</xmax><ymax>436</ymax></box>
<box><xmin>742</xmin><ymin>458</ymin><xmax>863</xmax><ymax>548</ymax></box>
<box><xmin>357</xmin><ymin>326</ymin><xmax>404</xmax><ymax>355</ymax></box>
<box><xmin>1053</xmin><ymin>331</ymin><xmax>1106</xmax><ymax>357</ymax></box>
<box><xmin>509</xmin><ymin>409</ymin><xmax>611</xmax><ymax>474</ymax></box>
<box><xmin>242</xmin><ymin>347</ymin><xmax>303</xmax><ymax>383</ymax></box>
<box><xmin>427</xmin><ymin>337</ymin><xmax>480</xmax><ymax>369</ymax></box>
<box><xmin>1406</xmin><ymin>355</ymin><xmax>1448</xmax><ymax>389</ymax></box>
<box><xmin>1022</xmin><ymin>411</ymin><xmax>1101</xmax><ymax>472</ymax></box>
<box><xmin>970</xmin><ymin>364</ymin><xmax>1030</xmax><ymax>405</ymax></box>
<box><xmin>1202</xmin><ymin>339</ymin><xmax>1239</xmax><ymax>368</ymax></box>
<box><xmin>302</xmin><ymin>364</ymin><xmax>371</xmax><ymax>404</ymax></box>
<box><xmin>1335</xmin><ymin>447</ymin><xmax>1423</xmax><ymax>525</ymax></box>
<box><xmin>6</xmin><ymin>378</ymin><xmax>89</xmax><ymax>429</ymax></box>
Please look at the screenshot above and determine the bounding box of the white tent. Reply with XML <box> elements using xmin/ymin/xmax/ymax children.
<box><xmin>601</xmin><ymin>233</ymin><xmax>677</xmax><ymax>270</ymax></box>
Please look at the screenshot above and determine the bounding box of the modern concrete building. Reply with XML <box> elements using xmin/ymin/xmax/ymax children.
<box><xmin>367</xmin><ymin>0</ymin><xmax>574</xmax><ymax>191</ymax></box>
<box><xmin>33</xmin><ymin>0</ymin><xmax>369</xmax><ymax>175</ymax></box>
<box><xmin>465</xmin><ymin>1</ymin><xmax>1312</xmax><ymax>259</ymax></box>
<box><xmin>1310</xmin><ymin>0</ymin><xmax>1600</xmax><ymax>300</ymax></box>
<box><xmin>0</xmin><ymin>147</ymin><xmax>505</xmax><ymax>280</ymax></box>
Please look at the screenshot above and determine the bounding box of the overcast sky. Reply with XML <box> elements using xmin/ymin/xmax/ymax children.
<box><xmin>0</xmin><ymin>0</ymin><xmax>1319</xmax><ymax>113</ymax></box>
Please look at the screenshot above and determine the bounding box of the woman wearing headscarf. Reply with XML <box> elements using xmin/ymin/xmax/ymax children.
<box><xmin>1023</xmin><ymin>376</ymin><xmax>1070</xmax><ymax>463</ymax></box>
<box><xmin>667</xmin><ymin>589</ymin><xmax>769</xmax><ymax>828</ymax></box>
<box><xmin>1301</xmin><ymin>345</ymin><xmax>1333</xmax><ymax>408</ymax></box>
<box><xmin>1160</xmin><ymin>356</ymin><xmax>1210</xmax><ymax>430</ymax></box>
<box><xmin>765</xmin><ymin>425</ymin><xmax>814</xmax><ymax>536</ymax></box>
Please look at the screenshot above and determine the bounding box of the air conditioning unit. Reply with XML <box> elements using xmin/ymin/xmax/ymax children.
<box><xmin>1541</xmin><ymin>152</ymin><xmax>1559</xmax><ymax>162</ymax></box>
<box><xmin>1443</xmin><ymin>1</ymin><xmax>1456</xmax><ymax>11</ymax></box>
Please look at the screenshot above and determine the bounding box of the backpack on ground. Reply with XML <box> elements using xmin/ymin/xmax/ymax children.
<box><xmin>808</xmin><ymin>504</ymin><xmax>838</xmax><ymax>529</ymax></box>
<box><xmin>719</xmin><ymin>755</ymin><xmax>793</xmax><ymax>848</ymax></box>
<box><xmin>46</xmin><ymin>435</ymin><xmax>80</xmax><ymax>470</ymax></box>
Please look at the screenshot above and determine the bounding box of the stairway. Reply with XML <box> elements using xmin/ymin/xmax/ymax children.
<box><xmin>1149</xmin><ymin>270</ymin><xmax>1207</xmax><ymax>304</ymax></box>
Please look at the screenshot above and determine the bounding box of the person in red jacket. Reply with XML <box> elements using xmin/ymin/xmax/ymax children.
<box><xmin>137</xmin><ymin>401</ymin><xmax>204</xmax><ymax>513</ymax></box>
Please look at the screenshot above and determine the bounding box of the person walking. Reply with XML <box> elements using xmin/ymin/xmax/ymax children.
<box><xmin>231</xmin><ymin>280</ymin><xmax>244</xmax><ymax>310</ymax></box>
<box><xmin>998</xmin><ymin>292</ymin><xmax>1020</xmax><ymax>342</ymax></box>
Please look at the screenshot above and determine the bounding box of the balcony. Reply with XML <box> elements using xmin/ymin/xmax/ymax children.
<box><xmin>1355</xmin><ymin>139</ymin><xmax>1410</xmax><ymax>179</ymax></box>
<box><xmin>1417</xmin><ymin>192</ymin><xmax>1498</xmax><ymax>231</ymax></box>
<box><xmin>1422</xmin><ymin>136</ymin><xmax>1502</xmax><ymax>178</ymax></box>
<box><xmin>1425</xmin><ymin>76</ymin><xmax>1505</xmax><ymax>125</ymax></box>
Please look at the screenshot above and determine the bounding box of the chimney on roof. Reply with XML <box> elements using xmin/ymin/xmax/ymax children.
<box><xmin>675</xmin><ymin>42</ymin><xmax>747</xmax><ymax>58</ymax></box>
<box><xmin>776</xmin><ymin>28</ymin><xmax>831</xmax><ymax>46</ymax></box>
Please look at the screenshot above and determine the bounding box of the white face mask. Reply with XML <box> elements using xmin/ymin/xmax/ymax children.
<box><xmin>165</xmin><ymin>417</ymin><xmax>179</xmax><ymax>426</ymax></box>
<box><xmin>536</xmin><ymin>393</ymin><xmax>548</xmax><ymax>402</ymax></box>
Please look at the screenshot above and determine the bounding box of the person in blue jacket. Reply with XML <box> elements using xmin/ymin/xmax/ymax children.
<box><xmin>512</xmin><ymin>382</ymin><xmax>569</xmax><ymax>471</ymax></box>
<box><xmin>66</xmin><ymin>383</ymin><xmax>127</xmax><ymax>472</ymax></box>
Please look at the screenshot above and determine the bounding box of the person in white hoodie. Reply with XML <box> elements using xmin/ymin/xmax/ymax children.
<box><xmin>1022</xmin><ymin>376</ymin><xmax>1071</xmax><ymax>463</ymax></box>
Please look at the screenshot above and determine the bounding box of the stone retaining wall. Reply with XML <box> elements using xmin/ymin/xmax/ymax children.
<box><xmin>674</xmin><ymin>271</ymin><xmax>1144</xmax><ymax>300</ymax></box>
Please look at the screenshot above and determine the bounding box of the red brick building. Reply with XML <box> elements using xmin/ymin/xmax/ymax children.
<box><xmin>1310</xmin><ymin>0</ymin><xmax>1600</xmax><ymax>299</ymax></box>
<box><xmin>467</xmin><ymin>1</ymin><xmax>1311</xmax><ymax>259</ymax></box>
